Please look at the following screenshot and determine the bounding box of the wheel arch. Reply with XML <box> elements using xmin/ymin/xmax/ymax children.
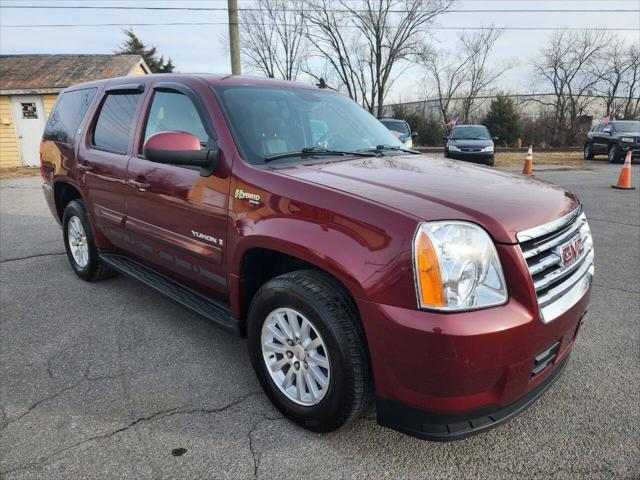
<box><xmin>229</xmin><ymin>239</ymin><xmax>367</xmax><ymax>323</ymax></box>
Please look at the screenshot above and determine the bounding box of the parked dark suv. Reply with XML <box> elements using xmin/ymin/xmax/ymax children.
<box><xmin>443</xmin><ymin>125</ymin><xmax>496</xmax><ymax>166</ymax></box>
<box><xmin>583</xmin><ymin>120</ymin><xmax>640</xmax><ymax>163</ymax></box>
<box><xmin>40</xmin><ymin>74</ymin><xmax>593</xmax><ymax>441</ymax></box>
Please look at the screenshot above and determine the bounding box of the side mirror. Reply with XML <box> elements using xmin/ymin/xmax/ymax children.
<box><xmin>492</xmin><ymin>136</ymin><xmax>499</xmax><ymax>142</ymax></box>
<box><xmin>143</xmin><ymin>131</ymin><xmax>218</xmax><ymax>177</ymax></box>
<box><xmin>442</xmin><ymin>136</ymin><xmax>448</xmax><ymax>143</ymax></box>
<box><xmin>411</xmin><ymin>131</ymin><xmax>418</xmax><ymax>137</ymax></box>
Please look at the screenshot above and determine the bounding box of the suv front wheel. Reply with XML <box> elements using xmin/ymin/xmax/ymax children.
<box><xmin>62</xmin><ymin>200</ymin><xmax>115</xmax><ymax>281</ymax></box>
<box><xmin>608</xmin><ymin>144</ymin><xmax>622</xmax><ymax>163</ymax></box>
<box><xmin>247</xmin><ymin>270</ymin><xmax>373</xmax><ymax>432</ymax></box>
<box><xmin>584</xmin><ymin>142</ymin><xmax>594</xmax><ymax>160</ymax></box>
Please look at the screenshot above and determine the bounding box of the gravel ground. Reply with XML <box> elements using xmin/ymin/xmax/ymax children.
<box><xmin>1</xmin><ymin>161</ymin><xmax>638</xmax><ymax>479</ymax></box>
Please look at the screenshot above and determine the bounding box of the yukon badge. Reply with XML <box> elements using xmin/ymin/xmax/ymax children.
<box><xmin>235</xmin><ymin>188</ymin><xmax>261</xmax><ymax>205</ymax></box>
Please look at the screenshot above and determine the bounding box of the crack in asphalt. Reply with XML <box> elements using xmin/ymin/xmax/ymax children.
<box><xmin>247</xmin><ymin>416</ymin><xmax>286</xmax><ymax>480</ymax></box>
<box><xmin>1</xmin><ymin>367</ymin><xmax>92</xmax><ymax>431</ymax></box>
<box><xmin>0</xmin><ymin>252</ymin><xmax>65</xmax><ymax>264</ymax></box>
<box><xmin>0</xmin><ymin>390</ymin><xmax>265</xmax><ymax>476</ymax></box>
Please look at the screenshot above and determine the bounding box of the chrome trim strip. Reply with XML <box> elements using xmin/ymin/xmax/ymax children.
<box><xmin>532</xmin><ymin>241</ymin><xmax>593</xmax><ymax>291</ymax></box>
<box><xmin>540</xmin><ymin>265</ymin><xmax>594</xmax><ymax>323</ymax></box>
<box><xmin>528</xmin><ymin>252</ymin><xmax>561</xmax><ymax>275</ymax></box>
<box><xmin>517</xmin><ymin>206</ymin><xmax>582</xmax><ymax>243</ymax></box>
<box><xmin>522</xmin><ymin>214</ymin><xmax>587</xmax><ymax>259</ymax></box>
<box><xmin>537</xmin><ymin>250</ymin><xmax>594</xmax><ymax>308</ymax></box>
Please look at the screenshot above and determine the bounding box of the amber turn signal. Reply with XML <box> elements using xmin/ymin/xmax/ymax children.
<box><xmin>415</xmin><ymin>230</ymin><xmax>445</xmax><ymax>307</ymax></box>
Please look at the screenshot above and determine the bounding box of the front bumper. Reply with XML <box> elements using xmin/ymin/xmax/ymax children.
<box><xmin>358</xmin><ymin>276</ymin><xmax>590</xmax><ymax>441</ymax></box>
<box><xmin>376</xmin><ymin>352</ymin><xmax>571</xmax><ymax>441</ymax></box>
<box><xmin>447</xmin><ymin>151</ymin><xmax>494</xmax><ymax>164</ymax></box>
<box><xmin>620</xmin><ymin>144</ymin><xmax>639</xmax><ymax>158</ymax></box>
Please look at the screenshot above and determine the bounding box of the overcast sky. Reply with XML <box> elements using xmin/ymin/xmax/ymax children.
<box><xmin>1</xmin><ymin>0</ymin><xmax>638</xmax><ymax>103</ymax></box>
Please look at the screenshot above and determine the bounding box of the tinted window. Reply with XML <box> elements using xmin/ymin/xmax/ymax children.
<box><xmin>450</xmin><ymin>125</ymin><xmax>491</xmax><ymax>140</ymax></box>
<box><xmin>43</xmin><ymin>88</ymin><xmax>97</xmax><ymax>144</ymax></box>
<box><xmin>144</xmin><ymin>91</ymin><xmax>208</xmax><ymax>145</ymax></box>
<box><xmin>216</xmin><ymin>86</ymin><xmax>403</xmax><ymax>165</ymax></box>
<box><xmin>93</xmin><ymin>93</ymin><xmax>141</xmax><ymax>154</ymax></box>
<box><xmin>380</xmin><ymin>120</ymin><xmax>410</xmax><ymax>136</ymax></box>
<box><xmin>611</xmin><ymin>121</ymin><xmax>640</xmax><ymax>133</ymax></box>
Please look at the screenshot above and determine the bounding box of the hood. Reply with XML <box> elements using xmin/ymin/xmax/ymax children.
<box><xmin>276</xmin><ymin>155</ymin><xmax>580</xmax><ymax>244</ymax></box>
<box><xmin>448</xmin><ymin>138</ymin><xmax>494</xmax><ymax>148</ymax></box>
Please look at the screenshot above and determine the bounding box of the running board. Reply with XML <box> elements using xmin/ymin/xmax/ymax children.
<box><xmin>100</xmin><ymin>253</ymin><xmax>242</xmax><ymax>336</ymax></box>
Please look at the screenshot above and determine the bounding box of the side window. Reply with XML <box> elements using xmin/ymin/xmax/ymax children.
<box><xmin>93</xmin><ymin>93</ymin><xmax>141</xmax><ymax>154</ymax></box>
<box><xmin>43</xmin><ymin>88</ymin><xmax>97</xmax><ymax>144</ymax></box>
<box><xmin>143</xmin><ymin>91</ymin><xmax>208</xmax><ymax>146</ymax></box>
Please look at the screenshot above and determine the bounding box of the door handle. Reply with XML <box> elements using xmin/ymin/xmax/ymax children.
<box><xmin>78</xmin><ymin>163</ymin><xmax>93</xmax><ymax>173</ymax></box>
<box><xmin>127</xmin><ymin>178</ymin><xmax>151</xmax><ymax>192</ymax></box>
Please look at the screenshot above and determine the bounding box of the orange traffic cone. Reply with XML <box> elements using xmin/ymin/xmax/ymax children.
<box><xmin>522</xmin><ymin>145</ymin><xmax>533</xmax><ymax>175</ymax></box>
<box><xmin>612</xmin><ymin>148</ymin><xmax>635</xmax><ymax>190</ymax></box>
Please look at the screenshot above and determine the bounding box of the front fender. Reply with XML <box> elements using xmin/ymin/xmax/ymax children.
<box><xmin>228</xmin><ymin>207</ymin><xmax>418</xmax><ymax>315</ymax></box>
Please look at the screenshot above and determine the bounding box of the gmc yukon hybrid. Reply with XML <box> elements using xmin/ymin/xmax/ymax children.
<box><xmin>40</xmin><ymin>75</ymin><xmax>593</xmax><ymax>441</ymax></box>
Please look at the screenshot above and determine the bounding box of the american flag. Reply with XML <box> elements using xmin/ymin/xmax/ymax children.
<box><xmin>446</xmin><ymin>116</ymin><xmax>459</xmax><ymax>128</ymax></box>
<box><xmin>602</xmin><ymin>116</ymin><xmax>610</xmax><ymax>124</ymax></box>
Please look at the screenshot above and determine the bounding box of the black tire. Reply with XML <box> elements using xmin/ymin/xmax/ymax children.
<box><xmin>486</xmin><ymin>156</ymin><xmax>495</xmax><ymax>167</ymax></box>
<box><xmin>608</xmin><ymin>143</ymin><xmax>622</xmax><ymax>163</ymax></box>
<box><xmin>247</xmin><ymin>269</ymin><xmax>373</xmax><ymax>433</ymax></box>
<box><xmin>584</xmin><ymin>142</ymin><xmax>594</xmax><ymax>160</ymax></box>
<box><xmin>62</xmin><ymin>200</ymin><xmax>115</xmax><ymax>281</ymax></box>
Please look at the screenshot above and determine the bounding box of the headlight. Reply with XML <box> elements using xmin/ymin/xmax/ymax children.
<box><xmin>413</xmin><ymin>222</ymin><xmax>508</xmax><ymax>311</ymax></box>
<box><xmin>448</xmin><ymin>145</ymin><xmax>460</xmax><ymax>152</ymax></box>
<box><xmin>620</xmin><ymin>137</ymin><xmax>634</xmax><ymax>143</ymax></box>
<box><xmin>481</xmin><ymin>145</ymin><xmax>494</xmax><ymax>153</ymax></box>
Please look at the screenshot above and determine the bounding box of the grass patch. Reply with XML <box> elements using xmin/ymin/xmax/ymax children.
<box><xmin>0</xmin><ymin>167</ymin><xmax>40</xmax><ymax>179</ymax></box>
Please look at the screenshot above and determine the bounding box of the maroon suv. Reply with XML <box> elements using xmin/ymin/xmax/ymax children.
<box><xmin>40</xmin><ymin>74</ymin><xmax>593</xmax><ymax>441</ymax></box>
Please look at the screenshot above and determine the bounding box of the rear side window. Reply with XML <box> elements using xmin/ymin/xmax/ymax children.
<box><xmin>143</xmin><ymin>91</ymin><xmax>208</xmax><ymax>144</ymax></box>
<box><xmin>43</xmin><ymin>88</ymin><xmax>97</xmax><ymax>144</ymax></box>
<box><xmin>93</xmin><ymin>93</ymin><xmax>141</xmax><ymax>154</ymax></box>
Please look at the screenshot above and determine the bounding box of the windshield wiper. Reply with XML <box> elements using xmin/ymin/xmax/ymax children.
<box><xmin>264</xmin><ymin>147</ymin><xmax>376</xmax><ymax>163</ymax></box>
<box><xmin>358</xmin><ymin>144</ymin><xmax>419</xmax><ymax>155</ymax></box>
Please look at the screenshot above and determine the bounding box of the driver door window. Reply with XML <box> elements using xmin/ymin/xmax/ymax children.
<box><xmin>143</xmin><ymin>90</ymin><xmax>208</xmax><ymax>147</ymax></box>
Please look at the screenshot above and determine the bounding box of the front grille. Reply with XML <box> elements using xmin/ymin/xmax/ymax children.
<box><xmin>518</xmin><ymin>207</ymin><xmax>594</xmax><ymax>323</ymax></box>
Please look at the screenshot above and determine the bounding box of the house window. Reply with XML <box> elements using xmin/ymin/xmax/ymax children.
<box><xmin>21</xmin><ymin>103</ymin><xmax>38</xmax><ymax>119</ymax></box>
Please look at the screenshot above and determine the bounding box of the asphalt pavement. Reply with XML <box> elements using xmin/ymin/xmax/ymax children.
<box><xmin>1</xmin><ymin>161</ymin><xmax>638</xmax><ymax>479</ymax></box>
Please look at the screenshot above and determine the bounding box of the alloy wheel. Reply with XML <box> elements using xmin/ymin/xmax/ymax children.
<box><xmin>261</xmin><ymin>308</ymin><xmax>331</xmax><ymax>406</ymax></box>
<box><xmin>67</xmin><ymin>215</ymin><xmax>89</xmax><ymax>268</ymax></box>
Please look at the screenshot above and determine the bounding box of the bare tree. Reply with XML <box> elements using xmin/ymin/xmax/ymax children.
<box><xmin>532</xmin><ymin>30</ymin><xmax>606</xmax><ymax>145</ymax></box>
<box><xmin>621</xmin><ymin>44</ymin><xmax>640</xmax><ymax>119</ymax></box>
<box><xmin>240</xmin><ymin>0</ymin><xmax>308</xmax><ymax>80</ymax></box>
<box><xmin>304</xmin><ymin>0</ymin><xmax>454</xmax><ymax>115</ymax></box>
<box><xmin>457</xmin><ymin>28</ymin><xmax>506</xmax><ymax>123</ymax></box>
<box><xmin>595</xmin><ymin>38</ymin><xmax>639</xmax><ymax>118</ymax></box>
<box><xmin>418</xmin><ymin>26</ymin><xmax>506</xmax><ymax>124</ymax></box>
<box><xmin>418</xmin><ymin>46</ymin><xmax>469</xmax><ymax>123</ymax></box>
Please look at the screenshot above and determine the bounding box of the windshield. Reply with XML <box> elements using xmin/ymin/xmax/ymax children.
<box><xmin>450</xmin><ymin>125</ymin><xmax>491</xmax><ymax>140</ymax></box>
<box><xmin>215</xmin><ymin>86</ymin><xmax>404</xmax><ymax>165</ymax></box>
<box><xmin>380</xmin><ymin>119</ymin><xmax>410</xmax><ymax>136</ymax></box>
<box><xmin>611</xmin><ymin>121</ymin><xmax>640</xmax><ymax>133</ymax></box>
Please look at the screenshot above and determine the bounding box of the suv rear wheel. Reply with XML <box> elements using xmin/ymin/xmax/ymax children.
<box><xmin>62</xmin><ymin>200</ymin><xmax>115</xmax><ymax>281</ymax></box>
<box><xmin>247</xmin><ymin>269</ymin><xmax>373</xmax><ymax>432</ymax></box>
<box><xmin>608</xmin><ymin>144</ymin><xmax>622</xmax><ymax>163</ymax></box>
<box><xmin>584</xmin><ymin>142</ymin><xmax>594</xmax><ymax>160</ymax></box>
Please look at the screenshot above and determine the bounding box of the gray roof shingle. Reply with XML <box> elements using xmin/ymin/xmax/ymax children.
<box><xmin>0</xmin><ymin>54</ymin><xmax>146</xmax><ymax>93</ymax></box>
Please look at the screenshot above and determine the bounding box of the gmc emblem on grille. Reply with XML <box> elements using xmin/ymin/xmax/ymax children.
<box><xmin>559</xmin><ymin>236</ymin><xmax>584</xmax><ymax>267</ymax></box>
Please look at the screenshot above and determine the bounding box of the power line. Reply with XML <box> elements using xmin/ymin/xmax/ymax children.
<box><xmin>1</xmin><ymin>22</ymin><xmax>636</xmax><ymax>31</ymax></box>
<box><xmin>1</xmin><ymin>5</ymin><xmax>639</xmax><ymax>13</ymax></box>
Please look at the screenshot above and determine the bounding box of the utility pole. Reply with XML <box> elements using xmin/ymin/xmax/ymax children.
<box><xmin>228</xmin><ymin>0</ymin><xmax>241</xmax><ymax>75</ymax></box>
